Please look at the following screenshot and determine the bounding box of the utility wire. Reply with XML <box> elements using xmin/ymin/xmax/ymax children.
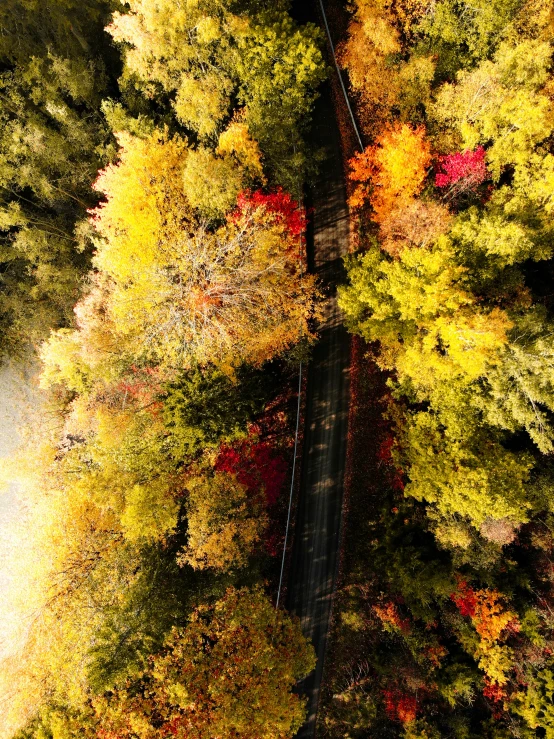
<box><xmin>276</xmin><ymin>2</ymin><xmax>363</xmax><ymax>609</ymax></box>
<box><xmin>318</xmin><ymin>0</ymin><xmax>364</xmax><ymax>152</ymax></box>
<box><xmin>276</xmin><ymin>183</ymin><xmax>306</xmax><ymax>610</ymax></box>
<box><xmin>276</xmin><ymin>360</ymin><xmax>302</xmax><ymax>609</ymax></box>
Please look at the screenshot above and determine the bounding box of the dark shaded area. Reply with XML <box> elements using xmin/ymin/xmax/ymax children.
<box><xmin>286</xmin><ymin>73</ymin><xmax>351</xmax><ymax>737</ymax></box>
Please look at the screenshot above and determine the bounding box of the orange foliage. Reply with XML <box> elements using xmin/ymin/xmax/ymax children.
<box><xmin>337</xmin><ymin>0</ymin><xmax>401</xmax><ymax>131</ymax></box>
<box><xmin>382</xmin><ymin>687</ymin><xmax>417</xmax><ymax>724</ymax></box>
<box><xmin>451</xmin><ymin>579</ymin><xmax>518</xmax><ymax>641</ymax></box>
<box><xmin>392</xmin><ymin>0</ymin><xmax>435</xmax><ymax>36</ymax></box>
<box><xmin>338</xmin><ymin>0</ymin><xmax>435</xmax><ymax>132</ymax></box>
<box><xmin>473</xmin><ymin>590</ymin><xmax>519</xmax><ymax>643</ymax></box>
<box><xmin>374</xmin><ymin>601</ymin><xmax>411</xmax><ymax>634</ymax></box>
<box><xmin>348</xmin><ymin>124</ymin><xmax>432</xmax><ymax>225</ymax></box>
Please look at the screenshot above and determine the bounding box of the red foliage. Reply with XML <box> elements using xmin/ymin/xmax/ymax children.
<box><xmin>264</xmin><ymin>531</ymin><xmax>280</xmax><ymax>557</ymax></box>
<box><xmin>382</xmin><ymin>688</ymin><xmax>417</xmax><ymax>724</ymax></box>
<box><xmin>435</xmin><ymin>147</ymin><xmax>488</xmax><ymax>193</ymax></box>
<box><xmin>215</xmin><ymin>434</ymin><xmax>288</xmax><ymax>506</ymax></box>
<box><xmin>450</xmin><ymin>579</ymin><xmax>478</xmax><ymax>618</ymax></box>
<box><xmin>424</xmin><ymin>643</ymin><xmax>448</xmax><ymax>668</ymax></box>
<box><xmin>235</xmin><ymin>188</ymin><xmax>307</xmax><ymax>241</ymax></box>
<box><xmin>483</xmin><ymin>679</ymin><xmax>508</xmax><ymax>704</ymax></box>
<box><xmin>163</xmin><ymin>716</ymin><xmax>188</xmax><ymax>737</ymax></box>
<box><xmin>111</xmin><ymin>365</ymin><xmax>164</xmax><ymax>415</ymax></box>
<box><xmin>377</xmin><ymin>434</ymin><xmax>395</xmax><ymax>463</ymax></box>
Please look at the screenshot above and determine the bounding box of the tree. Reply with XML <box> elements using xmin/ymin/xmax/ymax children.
<box><xmin>95</xmin><ymin>587</ymin><xmax>316</xmax><ymax>739</ymax></box>
<box><xmin>0</xmin><ymin>0</ymin><xmax>117</xmax><ymax>354</ymax></box>
<box><xmin>179</xmin><ymin>472</ymin><xmax>267</xmax><ymax>572</ymax></box>
<box><xmin>450</xmin><ymin>581</ymin><xmax>518</xmax><ymax>686</ymax></box>
<box><xmin>513</xmin><ymin>669</ymin><xmax>554</xmax><ymax>735</ymax></box>
<box><xmin>162</xmin><ymin>364</ymin><xmax>272</xmax><ymax>461</ymax></box>
<box><xmin>402</xmin><ymin>409</ymin><xmax>534</xmax><ymax>531</ymax></box>
<box><xmin>416</xmin><ymin>0</ymin><xmax>525</xmax><ymax>73</ymax></box>
<box><xmin>431</xmin><ymin>40</ymin><xmax>553</xmax><ymax>181</ymax></box>
<box><xmin>339</xmin><ymin>243</ymin><xmax>511</xmax><ymax>395</ymax></box>
<box><xmin>91</xmin><ymin>134</ymin><xmax>316</xmax><ymax>368</ymax></box>
<box><xmin>435</xmin><ymin>147</ymin><xmax>489</xmax><ymax>197</ymax></box>
<box><xmin>447</xmin><ymin>206</ymin><xmax>551</xmax><ymax>270</ymax></box>
<box><xmin>475</xmin><ymin>308</ymin><xmax>554</xmax><ymax>454</ymax></box>
<box><xmin>337</xmin><ymin>1</ymin><xmax>435</xmax><ymax>133</ymax></box>
<box><xmin>379</xmin><ymin>199</ymin><xmax>452</xmax><ymax>257</ymax></box>
<box><xmin>348</xmin><ymin>124</ymin><xmax>432</xmax><ymax>223</ymax></box>
<box><xmin>106</xmin><ymin>0</ymin><xmax>326</xmax><ymax>190</ymax></box>
<box><xmin>215</xmin><ymin>432</ymin><xmax>288</xmax><ymax>506</ymax></box>
<box><xmin>183</xmin><ymin>121</ymin><xmax>265</xmax><ymax>221</ymax></box>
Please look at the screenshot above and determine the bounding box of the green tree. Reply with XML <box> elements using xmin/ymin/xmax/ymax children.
<box><xmin>431</xmin><ymin>40</ymin><xmax>553</xmax><ymax>180</ymax></box>
<box><xmin>0</xmin><ymin>0</ymin><xmax>117</xmax><ymax>354</ymax></box>
<box><xmin>339</xmin><ymin>242</ymin><xmax>511</xmax><ymax>396</ymax></box>
<box><xmin>106</xmin><ymin>0</ymin><xmax>326</xmax><ymax>190</ymax></box>
<box><xmin>416</xmin><ymin>0</ymin><xmax>524</xmax><ymax>72</ymax></box>
<box><xmin>401</xmin><ymin>408</ymin><xmax>535</xmax><ymax>533</ymax></box>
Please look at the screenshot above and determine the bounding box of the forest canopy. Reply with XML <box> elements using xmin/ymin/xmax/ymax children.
<box><xmin>328</xmin><ymin>0</ymin><xmax>554</xmax><ymax>737</ymax></box>
<box><xmin>0</xmin><ymin>1</ymin><xmax>325</xmax><ymax>737</ymax></box>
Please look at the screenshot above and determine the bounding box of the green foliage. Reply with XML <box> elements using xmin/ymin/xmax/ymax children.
<box><xmin>107</xmin><ymin>0</ymin><xmax>327</xmax><ymax>191</ymax></box>
<box><xmin>335</xmin><ymin>2</ymin><xmax>554</xmax><ymax>736</ymax></box>
<box><xmin>86</xmin><ymin>542</ymin><xmax>212</xmax><ymax>692</ymax></box>
<box><xmin>0</xmin><ymin>0</ymin><xmax>117</xmax><ymax>355</ymax></box>
<box><xmin>0</xmin><ymin>1</ymin><xmax>323</xmax><ymax>738</ymax></box>
<box><xmin>163</xmin><ymin>365</ymin><xmax>273</xmax><ymax>459</ymax></box>
<box><xmin>416</xmin><ymin>0</ymin><xmax>525</xmax><ymax>73</ymax></box>
<box><xmin>512</xmin><ymin>669</ymin><xmax>554</xmax><ymax>735</ymax></box>
<box><xmin>431</xmin><ymin>41</ymin><xmax>554</xmax><ymax>180</ymax></box>
<box><xmin>402</xmin><ymin>410</ymin><xmax>534</xmax><ymax>528</ymax></box>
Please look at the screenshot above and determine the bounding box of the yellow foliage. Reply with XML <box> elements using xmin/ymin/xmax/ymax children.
<box><xmin>348</xmin><ymin>124</ymin><xmax>432</xmax><ymax>223</ymax></box>
<box><xmin>179</xmin><ymin>472</ymin><xmax>267</xmax><ymax>572</ymax></box>
<box><xmin>477</xmin><ymin>643</ymin><xmax>514</xmax><ymax>686</ymax></box>
<box><xmin>106</xmin><ymin>0</ymin><xmax>239</xmax><ymax>138</ymax></box>
<box><xmin>89</xmin><ymin>131</ymin><xmax>315</xmax><ymax>369</ymax></box>
<box><xmin>183</xmin><ymin>121</ymin><xmax>264</xmax><ymax>219</ymax></box>
<box><xmin>174</xmin><ymin>73</ymin><xmax>233</xmax><ymax>138</ymax></box>
<box><xmin>92</xmin><ymin>131</ymin><xmax>193</xmax><ymax>283</ymax></box>
<box><xmin>217</xmin><ymin>120</ymin><xmax>264</xmax><ymax>181</ymax></box>
<box><xmin>183</xmin><ymin>147</ymin><xmax>245</xmax><ymax>219</ymax></box>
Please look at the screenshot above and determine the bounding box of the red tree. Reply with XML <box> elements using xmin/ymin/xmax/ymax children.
<box><xmin>382</xmin><ymin>688</ymin><xmax>417</xmax><ymax>723</ymax></box>
<box><xmin>215</xmin><ymin>434</ymin><xmax>288</xmax><ymax>506</ymax></box>
<box><xmin>235</xmin><ymin>189</ymin><xmax>307</xmax><ymax>242</ymax></box>
<box><xmin>435</xmin><ymin>147</ymin><xmax>489</xmax><ymax>195</ymax></box>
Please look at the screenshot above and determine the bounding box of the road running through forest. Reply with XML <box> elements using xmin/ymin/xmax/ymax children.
<box><xmin>287</xmin><ymin>73</ymin><xmax>351</xmax><ymax>738</ymax></box>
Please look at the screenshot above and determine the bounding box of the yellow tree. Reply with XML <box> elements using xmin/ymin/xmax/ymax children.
<box><xmin>178</xmin><ymin>472</ymin><xmax>267</xmax><ymax>572</ymax></box>
<box><xmin>95</xmin><ymin>587</ymin><xmax>316</xmax><ymax>739</ymax></box>
<box><xmin>183</xmin><ymin>120</ymin><xmax>265</xmax><ymax>220</ymax></box>
<box><xmin>91</xmin><ymin>132</ymin><xmax>316</xmax><ymax>369</ymax></box>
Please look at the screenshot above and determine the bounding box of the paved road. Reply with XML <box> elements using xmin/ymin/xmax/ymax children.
<box><xmin>287</xmin><ymin>79</ymin><xmax>350</xmax><ymax>739</ymax></box>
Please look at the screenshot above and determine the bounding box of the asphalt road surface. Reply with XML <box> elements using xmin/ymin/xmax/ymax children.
<box><xmin>287</xmin><ymin>80</ymin><xmax>351</xmax><ymax>739</ymax></box>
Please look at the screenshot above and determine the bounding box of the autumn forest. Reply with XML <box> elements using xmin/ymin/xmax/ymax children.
<box><xmin>1</xmin><ymin>0</ymin><xmax>554</xmax><ymax>738</ymax></box>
